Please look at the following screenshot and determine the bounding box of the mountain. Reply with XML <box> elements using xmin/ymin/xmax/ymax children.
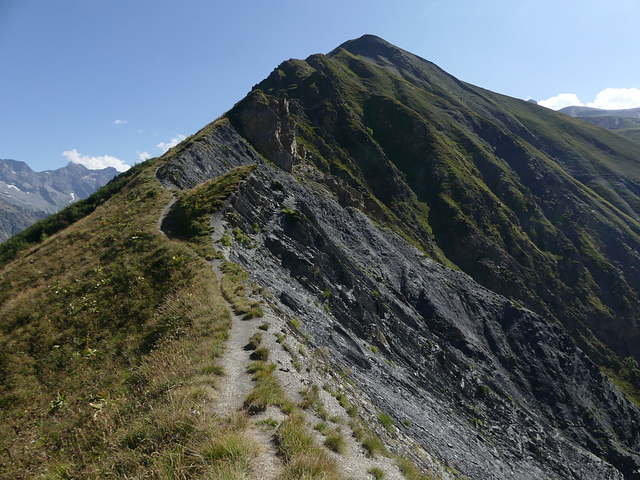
<box><xmin>0</xmin><ymin>159</ymin><xmax>119</xmax><ymax>242</ymax></box>
<box><xmin>560</xmin><ymin>106</ymin><xmax>640</xmax><ymax>142</ymax></box>
<box><xmin>2</xmin><ymin>35</ymin><xmax>640</xmax><ymax>479</ymax></box>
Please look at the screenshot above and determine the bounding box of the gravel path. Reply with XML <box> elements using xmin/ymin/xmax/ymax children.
<box><xmin>211</xmin><ymin>261</ymin><xmax>283</xmax><ymax>479</ymax></box>
<box><xmin>211</xmin><ymin>262</ymin><xmax>257</xmax><ymax>416</ymax></box>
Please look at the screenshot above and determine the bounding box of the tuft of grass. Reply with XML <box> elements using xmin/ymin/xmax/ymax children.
<box><xmin>300</xmin><ymin>384</ymin><xmax>329</xmax><ymax>420</ymax></box>
<box><xmin>368</xmin><ymin>467</ymin><xmax>385</xmax><ymax>480</ymax></box>
<box><xmin>283</xmin><ymin>341</ymin><xmax>302</xmax><ymax>372</ymax></box>
<box><xmin>280</xmin><ymin>451</ymin><xmax>342</xmax><ymax>480</ymax></box>
<box><xmin>350</xmin><ymin>419</ymin><xmax>388</xmax><ymax>458</ymax></box>
<box><xmin>362</xmin><ymin>435</ymin><xmax>387</xmax><ymax>458</ymax></box>
<box><xmin>220</xmin><ymin>261</ymin><xmax>264</xmax><ymax>318</ymax></box>
<box><xmin>378</xmin><ymin>412</ymin><xmax>394</xmax><ymax>432</ymax></box>
<box><xmin>276</xmin><ymin>410</ymin><xmax>343</xmax><ymax>480</ymax></box>
<box><xmin>200</xmin><ymin>429</ymin><xmax>260</xmax><ymax>468</ymax></box>
<box><xmin>259</xmin><ymin>322</ymin><xmax>270</xmax><ymax>331</ymax></box>
<box><xmin>324</xmin><ymin>429</ymin><xmax>347</xmax><ymax>454</ymax></box>
<box><xmin>396</xmin><ymin>456</ymin><xmax>435</xmax><ymax>480</ymax></box>
<box><xmin>314</xmin><ymin>421</ymin><xmax>330</xmax><ymax>434</ymax></box>
<box><xmin>334</xmin><ymin>392</ymin><xmax>358</xmax><ymax>417</ymax></box>
<box><xmin>244</xmin><ymin>360</ymin><xmax>292</xmax><ymax>413</ymax></box>
<box><xmin>251</xmin><ymin>346</ymin><xmax>270</xmax><ymax>361</ymax></box>
<box><xmin>247</xmin><ymin>332</ymin><xmax>262</xmax><ymax>350</ymax></box>
<box><xmin>276</xmin><ymin>410</ymin><xmax>316</xmax><ymax>462</ymax></box>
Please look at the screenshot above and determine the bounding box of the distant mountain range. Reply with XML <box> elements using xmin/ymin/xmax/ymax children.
<box><xmin>0</xmin><ymin>159</ymin><xmax>118</xmax><ymax>242</ymax></box>
<box><xmin>560</xmin><ymin>105</ymin><xmax>640</xmax><ymax>142</ymax></box>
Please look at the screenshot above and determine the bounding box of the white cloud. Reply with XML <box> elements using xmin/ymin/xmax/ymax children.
<box><xmin>113</xmin><ymin>119</ymin><xmax>128</xmax><ymax>125</ymax></box>
<box><xmin>138</xmin><ymin>151</ymin><xmax>151</xmax><ymax>161</ymax></box>
<box><xmin>63</xmin><ymin>149</ymin><xmax>131</xmax><ymax>172</ymax></box>
<box><xmin>586</xmin><ymin>88</ymin><xmax>640</xmax><ymax>110</ymax></box>
<box><xmin>539</xmin><ymin>87</ymin><xmax>640</xmax><ymax>111</ymax></box>
<box><xmin>157</xmin><ymin>134</ymin><xmax>186</xmax><ymax>153</ymax></box>
<box><xmin>539</xmin><ymin>93</ymin><xmax>584</xmax><ymax>110</ymax></box>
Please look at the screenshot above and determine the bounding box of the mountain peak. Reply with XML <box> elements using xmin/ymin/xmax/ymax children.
<box><xmin>330</xmin><ymin>34</ymin><xmax>404</xmax><ymax>60</ymax></box>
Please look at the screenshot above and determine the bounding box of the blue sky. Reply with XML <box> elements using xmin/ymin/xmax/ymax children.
<box><xmin>1</xmin><ymin>0</ymin><xmax>639</xmax><ymax>172</ymax></box>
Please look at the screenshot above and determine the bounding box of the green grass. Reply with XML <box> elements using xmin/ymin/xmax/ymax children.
<box><xmin>276</xmin><ymin>410</ymin><xmax>343</xmax><ymax>480</ymax></box>
<box><xmin>162</xmin><ymin>163</ymin><xmax>257</xmax><ymax>258</ymax></box>
<box><xmin>244</xmin><ymin>360</ymin><xmax>292</xmax><ymax>413</ymax></box>
<box><xmin>378</xmin><ymin>412</ymin><xmax>394</xmax><ymax>432</ymax></box>
<box><xmin>368</xmin><ymin>467</ymin><xmax>385</xmax><ymax>480</ymax></box>
<box><xmin>219</xmin><ymin>260</ymin><xmax>265</xmax><ymax>319</ymax></box>
<box><xmin>324</xmin><ymin>429</ymin><xmax>347</xmax><ymax>454</ymax></box>
<box><xmin>0</xmin><ymin>158</ymin><xmax>240</xmax><ymax>478</ymax></box>
<box><xmin>247</xmin><ymin>332</ymin><xmax>263</xmax><ymax>350</ymax></box>
<box><xmin>396</xmin><ymin>456</ymin><xmax>437</xmax><ymax>480</ymax></box>
<box><xmin>242</xmin><ymin>40</ymin><xmax>640</xmax><ymax>406</ymax></box>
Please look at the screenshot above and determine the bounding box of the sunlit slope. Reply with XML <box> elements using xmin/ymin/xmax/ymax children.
<box><xmin>0</xmin><ymin>157</ymin><xmax>257</xmax><ymax>477</ymax></box>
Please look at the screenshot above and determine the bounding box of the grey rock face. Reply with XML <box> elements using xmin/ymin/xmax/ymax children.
<box><xmin>230</xmin><ymin>93</ymin><xmax>305</xmax><ymax>173</ymax></box>
<box><xmin>155</xmin><ymin>119</ymin><xmax>264</xmax><ymax>189</ymax></box>
<box><xmin>157</xmin><ymin>120</ymin><xmax>640</xmax><ymax>479</ymax></box>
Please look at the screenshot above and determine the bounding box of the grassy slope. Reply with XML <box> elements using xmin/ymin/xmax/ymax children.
<box><xmin>0</xmin><ymin>155</ymin><xmax>255</xmax><ymax>477</ymax></box>
<box><xmin>237</xmin><ymin>37</ymin><xmax>640</xmax><ymax>402</ymax></box>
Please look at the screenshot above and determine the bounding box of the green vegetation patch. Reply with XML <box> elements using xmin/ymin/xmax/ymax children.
<box><xmin>276</xmin><ymin>410</ymin><xmax>343</xmax><ymax>480</ymax></box>
<box><xmin>0</xmin><ymin>161</ymin><xmax>237</xmax><ymax>478</ymax></box>
<box><xmin>162</xmin><ymin>163</ymin><xmax>257</xmax><ymax>257</ymax></box>
<box><xmin>244</xmin><ymin>360</ymin><xmax>292</xmax><ymax>413</ymax></box>
<box><xmin>219</xmin><ymin>260</ymin><xmax>264</xmax><ymax>319</ymax></box>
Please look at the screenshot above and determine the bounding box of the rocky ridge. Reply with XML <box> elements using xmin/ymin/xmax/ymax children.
<box><xmin>157</xmin><ymin>117</ymin><xmax>640</xmax><ymax>478</ymax></box>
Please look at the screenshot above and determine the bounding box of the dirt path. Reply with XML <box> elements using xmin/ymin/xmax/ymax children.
<box><xmin>211</xmin><ymin>262</ymin><xmax>257</xmax><ymax>415</ymax></box>
<box><xmin>210</xmin><ymin>261</ymin><xmax>283</xmax><ymax>479</ymax></box>
<box><xmin>156</xmin><ymin>194</ymin><xmax>176</xmax><ymax>233</ymax></box>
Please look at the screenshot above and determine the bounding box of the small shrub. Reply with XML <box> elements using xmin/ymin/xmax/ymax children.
<box><xmin>259</xmin><ymin>322</ymin><xmax>270</xmax><ymax>331</ymax></box>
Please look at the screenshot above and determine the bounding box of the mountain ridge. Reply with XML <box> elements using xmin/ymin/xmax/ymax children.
<box><xmin>559</xmin><ymin>106</ymin><xmax>640</xmax><ymax>143</ymax></box>
<box><xmin>2</xmin><ymin>35</ymin><xmax>640</xmax><ymax>479</ymax></box>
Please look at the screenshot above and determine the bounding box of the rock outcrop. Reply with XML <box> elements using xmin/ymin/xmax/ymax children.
<box><xmin>157</xmin><ymin>117</ymin><xmax>640</xmax><ymax>479</ymax></box>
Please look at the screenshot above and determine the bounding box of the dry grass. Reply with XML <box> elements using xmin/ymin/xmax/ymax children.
<box><xmin>0</xmin><ymin>159</ymin><xmax>249</xmax><ymax>478</ymax></box>
<box><xmin>276</xmin><ymin>410</ymin><xmax>343</xmax><ymax>480</ymax></box>
<box><xmin>244</xmin><ymin>359</ymin><xmax>293</xmax><ymax>414</ymax></box>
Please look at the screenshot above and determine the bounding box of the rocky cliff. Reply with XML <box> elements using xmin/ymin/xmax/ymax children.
<box><xmin>153</xmin><ymin>36</ymin><xmax>640</xmax><ymax>478</ymax></box>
